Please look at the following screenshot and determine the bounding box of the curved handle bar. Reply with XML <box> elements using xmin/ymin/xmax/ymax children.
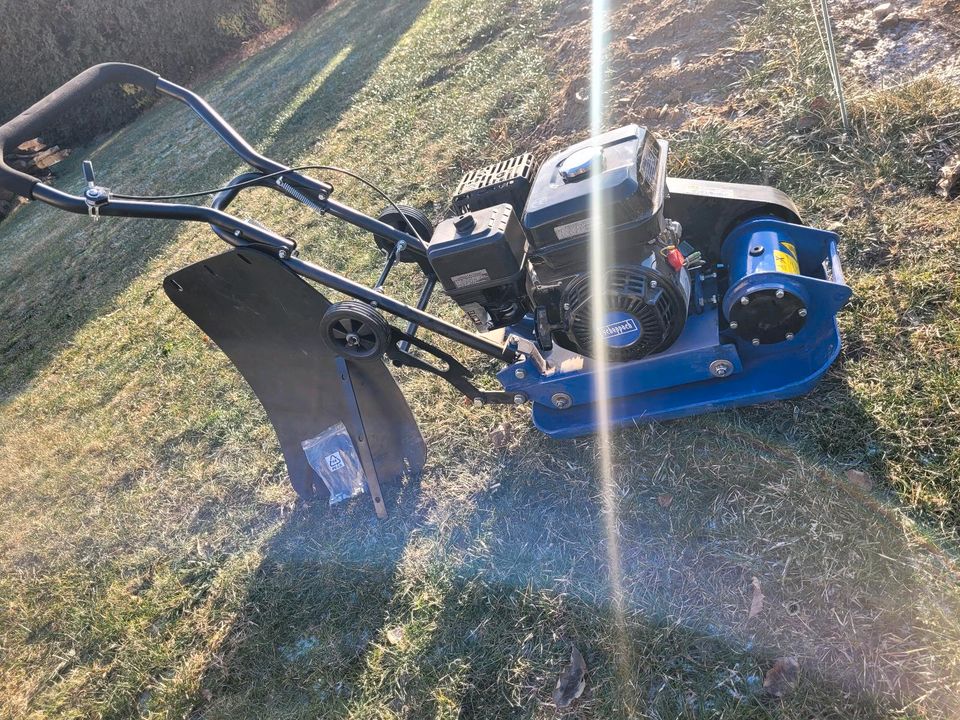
<box><xmin>0</xmin><ymin>65</ymin><xmax>509</xmax><ymax>363</ymax></box>
<box><xmin>0</xmin><ymin>63</ymin><xmax>160</xmax><ymax>198</ymax></box>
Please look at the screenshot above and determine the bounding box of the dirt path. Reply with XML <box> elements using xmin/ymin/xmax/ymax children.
<box><xmin>831</xmin><ymin>0</ymin><xmax>960</xmax><ymax>87</ymax></box>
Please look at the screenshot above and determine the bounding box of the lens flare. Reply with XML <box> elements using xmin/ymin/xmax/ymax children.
<box><xmin>588</xmin><ymin>0</ymin><xmax>632</xmax><ymax>697</ymax></box>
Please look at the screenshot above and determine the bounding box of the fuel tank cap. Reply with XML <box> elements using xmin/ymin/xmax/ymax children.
<box><xmin>559</xmin><ymin>146</ymin><xmax>604</xmax><ymax>182</ymax></box>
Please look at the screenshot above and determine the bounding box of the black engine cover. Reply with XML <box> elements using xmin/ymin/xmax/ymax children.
<box><xmin>522</xmin><ymin>124</ymin><xmax>668</xmax><ymax>285</ymax></box>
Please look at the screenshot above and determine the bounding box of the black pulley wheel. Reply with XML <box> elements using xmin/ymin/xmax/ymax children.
<box><xmin>320</xmin><ymin>301</ymin><xmax>391</xmax><ymax>361</ymax></box>
<box><xmin>373</xmin><ymin>204</ymin><xmax>433</xmax><ymax>268</ymax></box>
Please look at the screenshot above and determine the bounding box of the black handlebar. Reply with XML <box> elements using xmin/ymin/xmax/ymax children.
<box><xmin>0</xmin><ymin>63</ymin><xmax>160</xmax><ymax>198</ymax></box>
<box><xmin>0</xmin><ymin>63</ymin><xmax>512</xmax><ymax>363</ymax></box>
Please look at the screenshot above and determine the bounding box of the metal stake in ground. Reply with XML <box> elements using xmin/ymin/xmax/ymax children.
<box><xmin>816</xmin><ymin>0</ymin><xmax>851</xmax><ymax>135</ymax></box>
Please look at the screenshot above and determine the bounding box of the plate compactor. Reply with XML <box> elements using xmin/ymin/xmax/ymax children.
<box><xmin>0</xmin><ymin>64</ymin><xmax>851</xmax><ymax>514</ymax></box>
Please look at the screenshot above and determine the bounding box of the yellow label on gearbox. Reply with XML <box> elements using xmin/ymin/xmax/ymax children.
<box><xmin>774</xmin><ymin>242</ymin><xmax>800</xmax><ymax>275</ymax></box>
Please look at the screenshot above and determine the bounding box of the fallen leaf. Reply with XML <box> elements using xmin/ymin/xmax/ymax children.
<box><xmin>553</xmin><ymin>644</ymin><xmax>587</xmax><ymax>708</ymax></box>
<box><xmin>489</xmin><ymin>422</ymin><xmax>514</xmax><ymax>449</ymax></box>
<box><xmin>936</xmin><ymin>154</ymin><xmax>960</xmax><ymax>200</ymax></box>
<box><xmin>763</xmin><ymin>657</ymin><xmax>800</xmax><ymax>698</ymax></box>
<box><xmin>845</xmin><ymin>469</ymin><xmax>873</xmax><ymax>491</ymax></box>
<box><xmin>748</xmin><ymin>576</ymin><xmax>764</xmax><ymax>619</ymax></box>
<box><xmin>657</xmin><ymin>493</ymin><xmax>674</xmax><ymax>509</ymax></box>
<box><xmin>795</xmin><ymin>113</ymin><xmax>820</xmax><ymax>131</ymax></box>
<box><xmin>809</xmin><ymin>95</ymin><xmax>831</xmax><ymax>114</ymax></box>
<box><xmin>386</xmin><ymin>626</ymin><xmax>405</xmax><ymax>645</ymax></box>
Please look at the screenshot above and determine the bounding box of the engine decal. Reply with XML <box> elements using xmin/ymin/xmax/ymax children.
<box><xmin>554</xmin><ymin>217</ymin><xmax>590</xmax><ymax>240</ymax></box>
<box><xmin>450</xmin><ymin>268</ymin><xmax>491</xmax><ymax>288</ymax></box>
<box><xmin>600</xmin><ymin>311</ymin><xmax>642</xmax><ymax>348</ymax></box>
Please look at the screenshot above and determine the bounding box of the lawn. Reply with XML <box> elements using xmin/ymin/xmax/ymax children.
<box><xmin>1</xmin><ymin>0</ymin><xmax>959</xmax><ymax>717</ymax></box>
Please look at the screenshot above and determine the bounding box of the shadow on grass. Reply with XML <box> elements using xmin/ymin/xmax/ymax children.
<box><xmin>0</xmin><ymin>0</ymin><xmax>429</xmax><ymax>401</ymax></box>
<box><xmin>189</xmin><ymin>415</ymin><xmax>957</xmax><ymax>718</ymax></box>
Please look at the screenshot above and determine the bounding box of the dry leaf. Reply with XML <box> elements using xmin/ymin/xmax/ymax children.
<box><xmin>489</xmin><ymin>422</ymin><xmax>514</xmax><ymax>449</ymax></box>
<box><xmin>809</xmin><ymin>95</ymin><xmax>831</xmax><ymax>114</ymax></box>
<box><xmin>748</xmin><ymin>576</ymin><xmax>764</xmax><ymax>619</ymax></box>
<box><xmin>763</xmin><ymin>657</ymin><xmax>800</xmax><ymax>698</ymax></box>
<box><xmin>845</xmin><ymin>469</ymin><xmax>873</xmax><ymax>491</ymax></box>
<box><xmin>657</xmin><ymin>493</ymin><xmax>673</xmax><ymax>509</ymax></box>
<box><xmin>936</xmin><ymin>154</ymin><xmax>960</xmax><ymax>200</ymax></box>
<box><xmin>553</xmin><ymin>644</ymin><xmax>587</xmax><ymax>708</ymax></box>
<box><xmin>386</xmin><ymin>626</ymin><xmax>405</xmax><ymax>645</ymax></box>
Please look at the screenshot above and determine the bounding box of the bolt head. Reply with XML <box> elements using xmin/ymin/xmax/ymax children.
<box><xmin>514</xmin><ymin>368</ymin><xmax>526</xmax><ymax>380</ymax></box>
<box><xmin>563</xmin><ymin>302</ymin><xmax>571</xmax><ymax>311</ymax></box>
<box><xmin>740</xmin><ymin>296</ymin><xmax>750</xmax><ymax>305</ymax></box>
<box><xmin>729</xmin><ymin>321</ymin><xmax>739</xmax><ymax>330</ymax></box>
<box><xmin>551</xmin><ymin>392</ymin><xmax>572</xmax><ymax>410</ymax></box>
<box><xmin>785</xmin><ymin>332</ymin><xmax>795</xmax><ymax>341</ymax></box>
<box><xmin>472</xmin><ymin>397</ymin><xmax>483</xmax><ymax>407</ymax></box>
<box><xmin>513</xmin><ymin>394</ymin><xmax>526</xmax><ymax>405</ymax></box>
<box><xmin>775</xmin><ymin>288</ymin><xmax>785</xmax><ymax>299</ymax></box>
<box><xmin>752</xmin><ymin>337</ymin><xmax>761</xmax><ymax>346</ymax></box>
<box><xmin>710</xmin><ymin>359</ymin><xmax>734</xmax><ymax>378</ymax></box>
<box><xmin>277</xmin><ymin>249</ymin><xmax>287</xmax><ymax>259</ymax></box>
<box><xmin>650</xmin><ymin>280</ymin><xmax>658</xmax><ymax>288</ymax></box>
<box><xmin>798</xmin><ymin>308</ymin><xmax>808</xmax><ymax>317</ymax></box>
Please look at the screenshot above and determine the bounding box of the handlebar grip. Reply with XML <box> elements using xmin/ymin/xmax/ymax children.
<box><xmin>0</xmin><ymin>63</ymin><xmax>160</xmax><ymax>199</ymax></box>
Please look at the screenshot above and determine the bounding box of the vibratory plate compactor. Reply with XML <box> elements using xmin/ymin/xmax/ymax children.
<box><xmin>0</xmin><ymin>65</ymin><xmax>851</xmax><ymax>514</ymax></box>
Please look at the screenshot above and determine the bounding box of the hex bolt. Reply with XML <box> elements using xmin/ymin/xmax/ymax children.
<box><xmin>740</xmin><ymin>296</ymin><xmax>750</xmax><ymax>305</ymax></box>
<box><xmin>798</xmin><ymin>308</ymin><xmax>808</xmax><ymax>317</ymax></box>
<box><xmin>650</xmin><ymin>280</ymin><xmax>658</xmax><ymax>289</ymax></box>
<box><xmin>775</xmin><ymin>289</ymin><xmax>785</xmax><ymax>299</ymax></box>
<box><xmin>473</xmin><ymin>397</ymin><xmax>484</xmax><ymax>407</ymax></box>
<box><xmin>513</xmin><ymin>394</ymin><xmax>526</xmax><ymax>405</ymax></box>
<box><xmin>514</xmin><ymin>368</ymin><xmax>526</xmax><ymax>380</ymax></box>
<box><xmin>710</xmin><ymin>359</ymin><xmax>733</xmax><ymax>378</ymax></box>
<box><xmin>752</xmin><ymin>338</ymin><xmax>761</xmax><ymax>346</ymax></box>
<box><xmin>729</xmin><ymin>321</ymin><xmax>739</xmax><ymax>329</ymax></box>
<box><xmin>551</xmin><ymin>392</ymin><xmax>572</xmax><ymax>410</ymax></box>
<box><xmin>563</xmin><ymin>302</ymin><xmax>571</xmax><ymax>311</ymax></box>
<box><xmin>277</xmin><ymin>249</ymin><xmax>287</xmax><ymax>259</ymax></box>
<box><xmin>785</xmin><ymin>332</ymin><xmax>795</xmax><ymax>341</ymax></box>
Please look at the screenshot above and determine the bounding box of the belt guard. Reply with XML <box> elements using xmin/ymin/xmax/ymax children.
<box><xmin>163</xmin><ymin>248</ymin><xmax>426</xmax><ymax>515</ymax></box>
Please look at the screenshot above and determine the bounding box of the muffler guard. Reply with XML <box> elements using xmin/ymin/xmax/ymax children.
<box><xmin>163</xmin><ymin>248</ymin><xmax>426</xmax><ymax>505</ymax></box>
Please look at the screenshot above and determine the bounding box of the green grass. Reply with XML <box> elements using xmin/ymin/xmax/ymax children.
<box><xmin>2</xmin><ymin>0</ymin><xmax>960</xmax><ymax>717</ymax></box>
<box><xmin>669</xmin><ymin>0</ymin><xmax>960</xmax><ymax>533</ymax></box>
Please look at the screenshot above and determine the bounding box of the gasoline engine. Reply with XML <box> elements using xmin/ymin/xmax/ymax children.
<box><xmin>420</xmin><ymin>124</ymin><xmax>851</xmax><ymax>436</ymax></box>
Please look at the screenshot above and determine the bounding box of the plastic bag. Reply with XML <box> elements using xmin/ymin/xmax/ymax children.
<box><xmin>301</xmin><ymin>422</ymin><xmax>367</xmax><ymax>505</ymax></box>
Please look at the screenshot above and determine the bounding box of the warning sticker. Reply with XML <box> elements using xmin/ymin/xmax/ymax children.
<box><xmin>774</xmin><ymin>242</ymin><xmax>800</xmax><ymax>275</ymax></box>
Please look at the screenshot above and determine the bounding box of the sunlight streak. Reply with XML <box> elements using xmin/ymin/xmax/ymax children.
<box><xmin>588</xmin><ymin>0</ymin><xmax>632</xmax><ymax>700</ymax></box>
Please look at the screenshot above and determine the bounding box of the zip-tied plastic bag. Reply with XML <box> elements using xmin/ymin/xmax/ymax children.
<box><xmin>301</xmin><ymin>422</ymin><xmax>367</xmax><ymax>505</ymax></box>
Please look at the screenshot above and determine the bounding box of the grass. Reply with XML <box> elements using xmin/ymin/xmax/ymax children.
<box><xmin>1</xmin><ymin>0</ymin><xmax>960</xmax><ymax>717</ymax></box>
<box><xmin>669</xmin><ymin>0</ymin><xmax>960</xmax><ymax>532</ymax></box>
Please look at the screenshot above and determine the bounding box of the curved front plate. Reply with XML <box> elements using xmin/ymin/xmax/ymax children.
<box><xmin>164</xmin><ymin>248</ymin><xmax>426</xmax><ymax>500</ymax></box>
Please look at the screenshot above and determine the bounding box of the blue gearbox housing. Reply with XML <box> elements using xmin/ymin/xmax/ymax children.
<box><xmin>432</xmin><ymin>125</ymin><xmax>852</xmax><ymax>438</ymax></box>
